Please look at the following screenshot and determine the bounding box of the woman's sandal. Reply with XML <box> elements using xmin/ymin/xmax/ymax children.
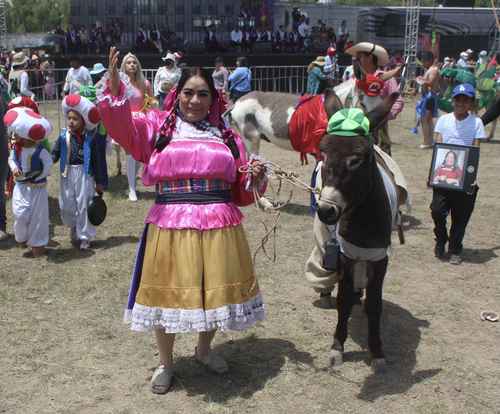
<box><xmin>194</xmin><ymin>347</ymin><xmax>228</xmax><ymax>374</ymax></box>
<box><xmin>151</xmin><ymin>365</ymin><xmax>174</xmax><ymax>394</ymax></box>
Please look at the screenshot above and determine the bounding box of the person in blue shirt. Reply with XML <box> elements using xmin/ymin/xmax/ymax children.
<box><xmin>306</xmin><ymin>56</ymin><xmax>327</xmax><ymax>95</ymax></box>
<box><xmin>228</xmin><ymin>57</ymin><xmax>252</xmax><ymax>102</ymax></box>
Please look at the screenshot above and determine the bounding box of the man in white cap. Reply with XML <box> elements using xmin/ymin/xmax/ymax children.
<box><xmin>345</xmin><ymin>42</ymin><xmax>404</xmax><ymax>154</ymax></box>
<box><xmin>8</xmin><ymin>52</ymin><xmax>34</xmax><ymax>98</ymax></box>
<box><xmin>154</xmin><ymin>52</ymin><xmax>181</xmax><ymax>108</ymax></box>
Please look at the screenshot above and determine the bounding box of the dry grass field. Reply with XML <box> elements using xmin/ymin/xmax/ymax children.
<box><xmin>1</xmin><ymin>99</ymin><xmax>499</xmax><ymax>414</ymax></box>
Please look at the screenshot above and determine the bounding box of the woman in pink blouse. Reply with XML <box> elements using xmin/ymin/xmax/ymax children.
<box><xmin>98</xmin><ymin>47</ymin><xmax>267</xmax><ymax>394</ymax></box>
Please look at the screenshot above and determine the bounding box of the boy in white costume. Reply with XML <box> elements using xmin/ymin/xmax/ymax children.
<box><xmin>52</xmin><ymin>94</ymin><xmax>106</xmax><ymax>250</ymax></box>
<box><xmin>5</xmin><ymin>107</ymin><xmax>53</xmax><ymax>257</ymax></box>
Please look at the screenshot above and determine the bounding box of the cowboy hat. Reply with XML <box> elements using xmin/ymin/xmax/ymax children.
<box><xmin>311</xmin><ymin>56</ymin><xmax>326</xmax><ymax>66</ymax></box>
<box><xmin>345</xmin><ymin>42</ymin><xmax>389</xmax><ymax>67</ymax></box>
<box><xmin>12</xmin><ymin>51</ymin><xmax>29</xmax><ymax>67</ymax></box>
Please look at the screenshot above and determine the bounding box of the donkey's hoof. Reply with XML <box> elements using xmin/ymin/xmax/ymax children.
<box><xmin>329</xmin><ymin>349</ymin><xmax>344</xmax><ymax>367</ymax></box>
<box><xmin>371</xmin><ymin>358</ymin><xmax>387</xmax><ymax>374</ymax></box>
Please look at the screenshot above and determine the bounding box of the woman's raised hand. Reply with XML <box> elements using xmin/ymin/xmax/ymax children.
<box><xmin>108</xmin><ymin>46</ymin><xmax>120</xmax><ymax>96</ymax></box>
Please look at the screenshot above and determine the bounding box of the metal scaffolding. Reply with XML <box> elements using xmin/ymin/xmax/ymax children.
<box><xmin>490</xmin><ymin>1</ymin><xmax>500</xmax><ymax>54</ymax></box>
<box><xmin>403</xmin><ymin>0</ymin><xmax>421</xmax><ymax>81</ymax></box>
<box><xmin>0</xmin><ymin>0</ymin><xmax>7</xmax><ymax>51</ymax></box>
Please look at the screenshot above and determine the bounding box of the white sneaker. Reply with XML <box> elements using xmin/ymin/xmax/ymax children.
<box><xmin>0</xmin><ymin>230</ymin><xmax>8</xmax><ymax>241</ymax></box>
<box><xmin>419</xmin><ymin>144</ymin><xmax>433</xmax><ymax>149</ymax></box>
<box><xmin>128</xmin><ymin>189</ymin><xmax>138</xmax><ymax>202</ymax></box>
<box><xmin>80</xmin><ymin>240</ymin><xmax>90</xmax><ymax>250</ymax></box>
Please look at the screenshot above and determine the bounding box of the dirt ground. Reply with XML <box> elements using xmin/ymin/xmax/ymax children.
<box><xmin>1</xmin><ymin>100</ymin><xmax>500</xmax><ymax>414</ymax></box>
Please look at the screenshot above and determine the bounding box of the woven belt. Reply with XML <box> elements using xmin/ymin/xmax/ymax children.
<box><xmin>155</xmin><ymin>190</ymin><xmax>231</xmax><ymax>204</ymax></box>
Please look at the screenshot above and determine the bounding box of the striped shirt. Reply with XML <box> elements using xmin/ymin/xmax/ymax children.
<box><xmin>435</xmin><ymin>113</ymin><xmax>486</xmax><ymax>146</ymax></box>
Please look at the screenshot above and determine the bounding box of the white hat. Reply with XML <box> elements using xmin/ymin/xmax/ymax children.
<box><xmin>345</xmin><ymin>42</ymin><xmax>389</xmax><ymax>67</ymax></box>
<box><xmin>466</xmin><ymin>48</ymin><xmax>473</xmax><ymax>54</ymax></box>
<box><xmin>3</xmin><ymin>107</ymin><xmax>52</xmax><ymax>141</ymax></box>
<box><xmin>444</xmin><ymin>56</ymin><xmax>452</xmax><ymax>62</ymax></box>
<box><xmin>161</xmin><ymin>52</ymin><xmax>176</xmax><ymax>62</ymax></box>
<box><xmin>62</xmin><ymin>94</ymin><xmax>100</xmax><ymax>130</ymax></box>
<box><xmin>460</xmin><ymin>52</ymin><xmax>468</xmax><ymax>58</ymax></box>
<box><xmin>479</xmin><ymin>50</ymin><xmax>488</xmax><ymax>57</ymax></box>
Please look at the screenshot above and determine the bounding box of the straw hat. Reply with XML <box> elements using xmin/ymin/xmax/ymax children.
<box><xmin>311</xmin><ymin>56</ymin><xmax>326</xmax><ymax>66</ymax></box>
<box><xmin>345</xmin><ymin>42</ymin><xmax>389</xmax><ymax>67</ymax></box>
<box><xmin>11</xmin><ymin>51</ymin><xmax>29</xmax><ymax>67</ymax></box>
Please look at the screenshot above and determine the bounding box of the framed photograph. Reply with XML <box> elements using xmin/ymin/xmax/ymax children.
<box><xmin>428</xmin><ymin>143</ymin><xmax>479</xmax><ymax>193</ymax></box>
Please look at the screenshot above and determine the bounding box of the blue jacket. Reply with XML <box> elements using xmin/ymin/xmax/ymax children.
<box><xmin>306</xmin><ymin>67</ymin><xmax>327</xmax><ymax>95</ymax></box>
<box><xmin>228</xmin><ymin>67</ymin><xmax>252</xmax><ymax>93</ymax></box>
<box><xmin>52</xmin><ymin>129</ymin><xmax>108</xmax><ymax>187</ymax></box>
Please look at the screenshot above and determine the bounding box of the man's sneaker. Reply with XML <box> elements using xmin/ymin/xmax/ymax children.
<box><xmin>449</xmin><ymin>254</ymin><xmax>462</xmax><ymax>265</ymax></box>
<box><xmin>434</xmin><ymin>242</ymin><xmax>446</xmax><ymax>259</ymax></box>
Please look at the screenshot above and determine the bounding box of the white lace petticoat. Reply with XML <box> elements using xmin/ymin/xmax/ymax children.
<box><xmin>124</xmin><ymin>293</ymin><xmax>265</xmax><ymax>333</ymax></box>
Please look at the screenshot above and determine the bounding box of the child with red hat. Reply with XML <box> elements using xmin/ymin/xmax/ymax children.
<box><xmin>52</xmin><ymin>94</ymin><xmax>107</xmax><ymax>250</ymax></box>
<box><xmin>5</xmin><ymin>106</ymin><xmax>53</xmax><ymax>257</ymax></box>
<box><xmin>4</xmin><ymin>96</ymin><xmax>46</xmax><ymax>200</ymax></box>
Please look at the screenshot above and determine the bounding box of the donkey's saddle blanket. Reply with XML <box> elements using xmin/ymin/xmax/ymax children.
<box><xmin>288</xmin><ymin>95</ymin><xmax>328</xmax><ymax>159</ymax></box>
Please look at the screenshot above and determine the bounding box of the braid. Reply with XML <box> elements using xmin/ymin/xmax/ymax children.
<box><xmin>155</xmin><ymin>110</ymin><xmax>177</xmax><ymax>151</ymax></box>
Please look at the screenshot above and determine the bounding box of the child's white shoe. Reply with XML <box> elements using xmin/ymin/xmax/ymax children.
<box><xmin>128</xmin><ymin>189</ymin><xmax>138</xmax><ymax>202</ymax></box>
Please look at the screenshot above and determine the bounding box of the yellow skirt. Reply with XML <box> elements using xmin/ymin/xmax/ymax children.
<box><xmin>129</xmin><ymin>223</ymin><xmax>265</xmax><ymax>333</ymax></box>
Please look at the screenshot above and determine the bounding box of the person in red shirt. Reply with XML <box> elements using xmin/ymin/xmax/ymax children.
<box><xmin>432</xmin><ymin>150</ymin><xmax>463</xmax><ymax>187</ymax></box>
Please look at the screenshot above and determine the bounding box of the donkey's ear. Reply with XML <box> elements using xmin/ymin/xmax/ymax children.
<box><xmin>324</xmin><ymin>90</ymin><xmax>343</xmax><ymax>119</ymax></box>
<box><xmin>366</xmin><ymin>92</ymin><xmax>399</xmax><ymax>132</ymax></box>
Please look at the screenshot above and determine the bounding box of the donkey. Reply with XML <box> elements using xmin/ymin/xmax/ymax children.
<box><xmin>229</xmin><ymin>78</ymin><xmax>385</xmax><ymax>159</ymax></box>
<box><xmin>315</xmin><ymin>93</ymin><xmax>402</xmax><ymax>373</ymax></box>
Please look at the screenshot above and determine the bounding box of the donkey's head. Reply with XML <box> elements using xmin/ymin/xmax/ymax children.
<box><xmin>316</xmin><ymin>94</ymin><xmax>397</xmax><ymax>225</ymax></box>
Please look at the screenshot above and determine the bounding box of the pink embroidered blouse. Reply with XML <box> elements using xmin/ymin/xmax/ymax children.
<box><xmin>97</xmin><ymin>80</ymin><xmax>260</xmax><ymax>231</ymax></box>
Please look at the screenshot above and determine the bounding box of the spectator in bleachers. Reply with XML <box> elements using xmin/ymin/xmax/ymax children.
<box><xmin>230</xmin><ymin>27</ymin><xmax>243</xmax><ymax>52</ymax></box>
<box><xmin>337</xmin><ymin>20</ymin><xmax>349</xmax><ymax>52</ymax></box>
<box><xmin>273</xmin><ymin>25</ymin><xmax>286</xmax><ymax>52</ymax></box>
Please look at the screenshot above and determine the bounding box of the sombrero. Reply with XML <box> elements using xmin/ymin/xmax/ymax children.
<box><xmin>345</xmin><ymin>42</ymin><xmax>389</xmax><ymax>67</ymax></box>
